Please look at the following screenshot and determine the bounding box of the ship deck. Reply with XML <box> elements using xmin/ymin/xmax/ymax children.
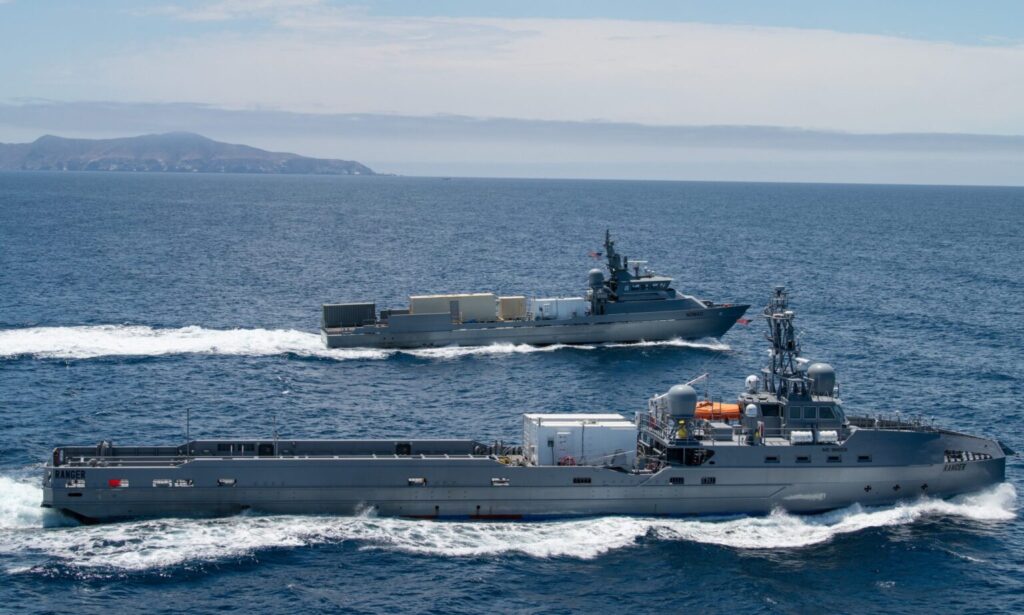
<box><xmin>52</xmin><ymin>438</ymin><xmax>494</xmax><ymax>468</ymax></box>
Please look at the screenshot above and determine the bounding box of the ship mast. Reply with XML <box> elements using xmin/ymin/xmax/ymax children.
<box><xmin>603</xmin><ymin>229</ymin><xmax>630</xmax><ymax>293</ymax></box>
<box><xmin>762</xmin><ymin>286</ymin><xmax>802</xmax><ymax>397</ymax></box>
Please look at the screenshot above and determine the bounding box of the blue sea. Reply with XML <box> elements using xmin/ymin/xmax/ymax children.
<box><xmin>1</xmin><ymin>172</ymin><xmax>1022</xmax><ymax>614</ymax></box>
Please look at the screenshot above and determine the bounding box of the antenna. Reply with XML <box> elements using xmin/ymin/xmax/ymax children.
<box><xmin>185</xmin><ymin>407</ymin><xmax>191</xmax><ymax>457</ymax></box>
<box><xmin>273</xmin><ymin>412</ymin><xmax>279</xmax><ymax>457</ymax></box>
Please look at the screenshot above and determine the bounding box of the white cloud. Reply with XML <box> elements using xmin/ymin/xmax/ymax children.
<box><xmin>27</xmin><ymin>12</ymin><xmax>1024</xmax><ymax>134</ymax></box>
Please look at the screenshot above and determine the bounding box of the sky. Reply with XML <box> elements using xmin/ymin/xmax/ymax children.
<box><xmin>2</xmin><ymin>1</ymin><xmax>1024</xmax><ymax>184</ymax></box>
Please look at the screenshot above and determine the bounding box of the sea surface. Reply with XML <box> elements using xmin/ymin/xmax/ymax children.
<box><xmin>1</xmin><ymin>172</ymin><xmax>1022</xmax><ymax>614</ymax></box>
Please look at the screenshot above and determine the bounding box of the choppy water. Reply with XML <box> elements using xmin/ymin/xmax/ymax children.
<box><xmin>1</xmin><ymin>173</ymin><xmax>1022</xmax><ymax>614</ymax></box>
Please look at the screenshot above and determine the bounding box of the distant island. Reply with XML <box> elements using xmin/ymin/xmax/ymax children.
<box><xmin>0</xmin><ymin>132</ymin><xmax>374</xmax><ymax>175</ymax></box>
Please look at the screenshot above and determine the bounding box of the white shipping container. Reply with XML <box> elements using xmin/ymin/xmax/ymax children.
<box><xmin>523</xmin><ymin>413</ymin><xmax>637</xmax><ymax>467</ymax></box>
<box><xmin>409</xmin><ymin>293</ymin><xmax>497</xmax><ymax>322</ymax></box>
<box><xmin>533</xmin><ymin>297</ymin><xmax>589</xmax><ymax>320</ymax></box>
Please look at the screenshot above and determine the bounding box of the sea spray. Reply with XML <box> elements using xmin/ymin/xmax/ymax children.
<box><xmin>1</xmin><ymin>479</ymin><xmax>1014</xmax><ymax>574</ymax></box>
<box><xmin>0</xmin><ymin>325</ymin><xmax>728</xmax><ymax>361</ymax></box>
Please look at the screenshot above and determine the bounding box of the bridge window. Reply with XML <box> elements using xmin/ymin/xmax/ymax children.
<box><xmin>858</xmin><ymin>455</ymin><xmax>872</xmax><ymax>463</ymax></box>
<box><xmin>573</xmin><ymin>477</ymin><xmax>592</xmax><ymax>484</ymax></box>
<box><xmin>819</xmin><ymin>407</ymin><xmax>836</xmax><ymax>420</ymax></box>
<box><xmin>803</xmin><ymin>408</ymin><xmax>817</xmax><ymax>419</ymax></box>
<box><xmin>669</xmin><ymin>477</ymin><xmax>685</xmax><ymax>485</ymax></box>
<box><xmin>789</xmin><ymin>408</ymin><xmax>801</xmax><ymax>420</ymax></box>
<box><xmin>701</xmin><ymin>476</ymin><xmax>716</xmax><ymax>485</ymax></box>
<box><xmin>796</xmin><ymin>456</ymin><xmax>811</xmax><ymax>464</ymax></box>
<box><xmin>764</xmin><ymin>456</ymin><xmax>780</xmax><ymax>464</ymax></box>
<box><xmin>827</xmin><ymin>456</ymin><xmax>842</xmax><ymax>463</ymax></box>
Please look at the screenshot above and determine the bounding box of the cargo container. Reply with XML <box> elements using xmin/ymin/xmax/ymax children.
<box><xmin>409</xmin><ymin>293</ymin><xmax>498</xmax><ymax>323</ymax></box>
<box><xmin>322</xmin><ymin>303</ymin><xmax>376</xmax><ymax>328</ymax></box>
<box><xmin>523</xmin><ymin>413</ymin><xmax>637</xmax><ymax>467</ymax></box>
<box><xmin>498</xmin><ymin>296</ymin><xmax>528</xmax><ymax>320</ymax></box>
<box><xmin>533</xmin><ymin>297</ymin><xmax>589</xmax><ymax>320</ymax></box>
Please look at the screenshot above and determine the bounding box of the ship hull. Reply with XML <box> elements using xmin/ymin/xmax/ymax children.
<box><xmin>42</xmin><ymin>451</ymin><xmax>1005</xmax><ymax>523</ymax></box>
<box><xmin>322</xmin><ymin>305</ymin><xmax>749</xmax><ymax>349</ymax></box>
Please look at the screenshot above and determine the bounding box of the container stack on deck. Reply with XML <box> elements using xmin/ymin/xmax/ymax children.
<box><xmin>409</xmin><ymin>293</ymin><xmax>498</xmax><ymax>323</ymax></box>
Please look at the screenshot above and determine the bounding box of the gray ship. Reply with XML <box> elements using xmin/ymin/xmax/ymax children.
<box><xmin>42</xmin><ymin>287</ymin><xmax>1009</xmax><ymax>523</ymax></box>
<box><xmin>320</xmin><ymin>231</ymin><xmax>749</xmax><ymax>348</ymax></box>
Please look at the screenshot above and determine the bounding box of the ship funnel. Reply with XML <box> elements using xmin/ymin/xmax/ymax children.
<box><xmin>665</xmin><ymin>384</ymin><xmax>697</xmax><ymax>418</ymax></box>
<box><xmin>588</xmin><ymin>268</ymin><xmax>604</xmax><ymax>288</ymax></box>
<box><xmin>807</xmin><ymin>363</ymin><xmax>836</xmax><ymax>395</ymax></box>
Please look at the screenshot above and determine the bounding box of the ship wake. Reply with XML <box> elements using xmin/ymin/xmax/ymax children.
<box><xmin>0</xmin><ymin>476</ymin><xmax>1015</xmax><ymax>576</ymax></box>
<box><xmin>0</xmin><ymin>325</ymin><xmax>728</xmax><ymax>361</ymax></box>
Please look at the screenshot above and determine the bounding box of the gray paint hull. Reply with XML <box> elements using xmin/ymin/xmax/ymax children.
<box><xmin>322</xmin><ymin>305</ymin><xmax>748</xmax><ymax>349</ymax></box>
<box><xmin>43</xmin><ymin>432</ymin><xmax>1006</xmax><ymax>523</ymax></box>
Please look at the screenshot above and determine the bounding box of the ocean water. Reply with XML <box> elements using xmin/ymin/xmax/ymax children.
<box><xmin>0</xmin><ymin>172</ymin><xmax>1022</xmax><ymax>614</ymax></box>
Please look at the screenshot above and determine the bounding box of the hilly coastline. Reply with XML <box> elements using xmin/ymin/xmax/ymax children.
<box><xmin>0</xmin><ymin>132</ymin><xmax>374</xmax><ymax>175</ymax></box>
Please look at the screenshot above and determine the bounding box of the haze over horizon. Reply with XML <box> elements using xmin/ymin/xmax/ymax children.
<box><xmin>2</xmin><ymin>0</ymin><xmax>1024</xmax><ymax>185</ymax></box>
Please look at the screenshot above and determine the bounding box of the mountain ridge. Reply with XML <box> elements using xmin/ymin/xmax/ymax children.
<box><xmin>0</xmin><ymin>132</ymin><xmax>374</xmax><ymax>175</ymax></box>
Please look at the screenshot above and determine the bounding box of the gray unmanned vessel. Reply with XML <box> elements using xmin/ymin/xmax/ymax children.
<box><xmin>320</xmin><ymin>231</ymin><xmax>749</xmax><ymax>348</ymax></box>
<box><xmin>42</xmin><ymin>287</ymin><xmax>1008</xmax><ymax>523</ymax></box>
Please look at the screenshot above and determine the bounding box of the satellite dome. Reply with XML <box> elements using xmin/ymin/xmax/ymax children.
<box><xmin>745</xmin><ymin>404</ymin><xmax>759</xmax><ymax>418</ymax></box>
<box><xmin>745</xmin><ymin>374</ymin><xmax>759</xmax><ymax>393</ymax></box>
<box><xmin>807</xmin><ymin>363</ymin><xmax>836</xmax><ymax>395</ymax></box>
<box><xmin>666</xmin><ymin>384</ymin><xmax>697</xmax><ymax>418</ymax></box>
<box><xmin>588</xmin><ymin>268</ymin><xmax>605</xmax><ymax>288</ymax></box>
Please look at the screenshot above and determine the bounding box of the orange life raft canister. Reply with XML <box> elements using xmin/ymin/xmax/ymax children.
<box><xmin>695</xmin><ymin>400</ymin><xmax>742</xmax><ymax>421</ymax></box>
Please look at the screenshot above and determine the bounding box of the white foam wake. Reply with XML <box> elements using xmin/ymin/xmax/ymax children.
<box><xmin>0</xmin><ymin>325</ymin><xmax>387</xmax><ymax>361</ymax></box>
<box><xmin>0</xmin><ymin>476</ymin><xmax>1015</xmax><ymax>574</ymax></box>
<box><xmin>0</xmin><ymin>325</ymin><xmax>727</xmax><ymax>361</ymax></box>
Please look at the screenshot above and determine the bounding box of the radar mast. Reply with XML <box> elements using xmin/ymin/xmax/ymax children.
<box><xmin>763</xmin><ymin>286</ymin><xmax>802</xmax><ymax>397</ymax></box>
